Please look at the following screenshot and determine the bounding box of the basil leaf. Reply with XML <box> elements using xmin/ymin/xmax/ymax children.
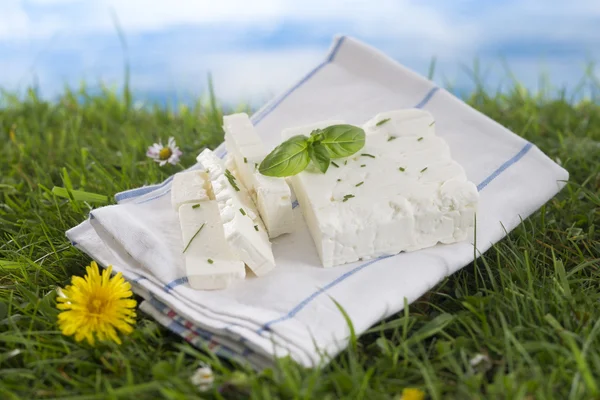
<box><xmin>259</xmin><ymin>135</ymin><xmax>310</xmax><ymax>177</ymax></box>
<box><xmin>308</xmin><ymin>142</ymin><xmax>330</xmax><ymax>174</ymax></box>
<box><xmin>309</xmin><ymin>129</ymin><xmax>324</xmax><ymax>143</ymax></box>
<box><xmin>320</xmin><ymin>125</ymin><xmax>366</xmax><ymax>158</ymax></box>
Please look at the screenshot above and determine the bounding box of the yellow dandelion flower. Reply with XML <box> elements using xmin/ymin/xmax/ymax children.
<box><xmin>57</xmin><ymin>261</ymin><xmax>136</xmax><ymax>345</ymax></box>
<box><xmin>400</xmin><ymin>388</ymin><xmax>426</xmax><ymax>400</ymax></box>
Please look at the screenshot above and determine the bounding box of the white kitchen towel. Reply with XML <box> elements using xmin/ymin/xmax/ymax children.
<box><xmin>66</xmin><ymin>36</ymin><xmax>568</xmax><ymax>369</ymax></box>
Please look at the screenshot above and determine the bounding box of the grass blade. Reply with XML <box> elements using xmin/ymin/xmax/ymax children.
<box><xmin>52</xmin><ymin>187</ymin><xmax>109</xmax><ymax>204</ymax></box>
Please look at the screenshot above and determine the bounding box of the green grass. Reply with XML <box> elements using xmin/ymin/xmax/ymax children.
<box><xmin>1</xmin><ymin>81</ymin><xmax>599</xmax><ymax>399</ymax></box>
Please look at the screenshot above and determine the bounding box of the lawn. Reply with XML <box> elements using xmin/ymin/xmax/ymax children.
<box><xmin>1</xmin><ymin>82</ymin><xmax>599</xmax><ymax>399</ymax></box>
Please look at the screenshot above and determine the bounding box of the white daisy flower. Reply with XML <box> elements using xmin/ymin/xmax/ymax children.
<box><xmin>146</xmin><ymin>137</ymin><xmax>182</xmax><ymax>166</ymax></box>
<box><xmin>469</xmin><ymin>353</ymin><xmax>492</xmax><ymax>373</ymax></box>
<box><xmin>190</xmin><ymin>365</ymin><xmax>214</xmax><ymax>392</ymax></box>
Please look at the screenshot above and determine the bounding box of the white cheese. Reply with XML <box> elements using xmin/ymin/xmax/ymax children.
<box><xmin>363</xmin><ymin>109</ymin><xmax>437</xmax><ymax>138</ymax></box>
<box><xmin>179</xmin><ymin>202</ymin><xmax>246</xmax><ymax>290</ymax></box>
<box><xmin>282</xmin><ymin>110</ymin><xmax>478</xmax><ymax>268</ymax></box>
<box><xmin>223</xmin><ymin>113</ymin><xmax>294</xmax><ymax>238</ymax></box>
<box><xmin>196</xmin><ymin>149</ymin><xmax>276</xmax><ymax>276</ymax></box>
<box><xmin>171</xmin><ymin>170</ymin><xmax>212</xmax><ymax>211</ymax></box>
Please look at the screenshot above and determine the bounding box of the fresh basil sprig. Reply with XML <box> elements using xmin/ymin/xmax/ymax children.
<box><xmin>259</xmin><ymin>124</ymin><xmax>365</xmax><ymax>177</ymax></box>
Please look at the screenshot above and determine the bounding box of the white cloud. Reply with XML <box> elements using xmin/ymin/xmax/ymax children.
<box><xmin>0</xmin><ymin>1</ymin><xmax>474</xmax><ymax>49</ymax></box>
<box><xmin>4</xmin><ymin>1</ymin><xmax>600</xmax><ymax>53</ymax></box>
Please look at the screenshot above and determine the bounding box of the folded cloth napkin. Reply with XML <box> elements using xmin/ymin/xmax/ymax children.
<box><xmin>66</xmin><ymin>36</ymin><xmax>568</xmax><ymax>369</ymax></box>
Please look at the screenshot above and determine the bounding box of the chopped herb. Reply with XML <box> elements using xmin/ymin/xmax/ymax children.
<box><xmin>361</xmin><ymin>153</ymin><xmax>376</xmax><ymax>158</ymax></box>
<box><xmin>183</xmin><ymin>223</ymin><xmax>205</xmax><ymax>253</ymax></box>
<box><xmin>420</xmin><ymin>167</ymin><xmax>428</xmax><ymax>173</ymax></box>
<box><xmin>360</xmin><ymin>164</ymin><xmax>366</xmax><ymax>168</ymax></box>
<box><xmin>417</xmin><ymin>137</ymin><xmax>424</xmax><ymax>141</ymax></box>
<box><xmin>344</xmin><ymin>160</ymin><xmax>348</xmax><ymax>165</ymax></box>
<box><xmin>224</xmin><ymin>169</ymin><xmax>240</xmax><ymax>191</ymax></box>
<box><xmin>207</xmin><ymin>258</ymin><xmax>214</xmax><ymax>264</ymax></box>
<box><xmin>337</xmin><ymin>178</ymin><xmax>342</xmax><ymax>182</ymax></box>
<box><xmin>355</xmin><ymin>181</ymin><xmax>364</xmax><ymax>187</ymax></box>
<box><xmin>255</xmin><ymin>163</ymin><xmax>258</xmax><ymax>169</ymax></box>
<box><xmin>331</xmin><ymin>161</ymin><xmax>339</xmax><ymax>168</ymax></box>
<box><xmin>388</xmin><ymin>136</ymin><xmax>397</xmax><ymax>141</ymax></box>
<box><xmin>376</xmin><ymin>118</ymin><xmax>391</xmax><ymax>126</ymax></box>
<box><xmin>239</xmin><ymin>208</ymin><xmax>246</xmax><ymax>216</ymax></box>
<box><xmin>399</xmin><ymin>167</ymin><xmax>406</xmax><ymax>172</ymax></box>
<box><xmin>342</xmin><ymin>194</ymin><xmax>355</xmax><ymax>202</ymax></box>
<box><xmin>254</xmin><ymin>225</ymin><xmax>259</xmax><ymax>231</ymax></box>
<box><xmin>192</xmin><ymin>204</ymin><xmax>201</xmax><ymax>209</ymax></box>
<box><xmin>244</xmin><ymin>157</ymin><xmax>248</xmax><ymax>163</ymax></box>
<box><xmin>429</xmin><ymin>121</ymin><xmax>435</xmax><ymax>127</ymax></box>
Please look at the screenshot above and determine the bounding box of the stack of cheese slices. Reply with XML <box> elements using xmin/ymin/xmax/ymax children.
<box><xmin>172</xmin><ymin>113</ymin><xmax>293</xmax><ymax>290</ymax></box>
<box><xmin>171</xmin><ymin>110</ymin><xmax>479</xmax><ymax>290</ymax></box>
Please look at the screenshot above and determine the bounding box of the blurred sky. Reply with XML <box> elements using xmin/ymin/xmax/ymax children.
<box><xmin>1</xmin><ymin>0</ymin><xmax>600</xmax><ymax>106</ymax></box>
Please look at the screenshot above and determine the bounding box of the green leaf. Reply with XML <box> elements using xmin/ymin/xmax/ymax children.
<box><xmin>319</xmin><ymin>124</ymin><xmax>366</xmax><ymax>158</ymax></box>
<box><xmin>259</xmin><ymin>135</ymin><xmax>310</xmax><ymax>177</ymax></box>
<box><xmin>307</xmin><ymin>142</ymin><xmax>330</xmax><ymax>174</ymax></box>
<box><xmin>52</xmin><ymin>187</ymin><xmax>109</xmax><ymax>204</ymax></box>
<box><xmin>408</xmin><ymin>313</ymin><xmax>454</xmax><ymax>343</ymax></box>
<box><xmin>0</xmin><ymin>260</ymin><xmax>26</xmax><ymax>270</ymax></box>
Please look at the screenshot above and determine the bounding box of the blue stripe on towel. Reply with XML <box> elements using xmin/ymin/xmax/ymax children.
<box><xmin>477</xmin><ymin>143</ymin><xmax>533</xmax><ymax>191</ymax></box>
<box><xmin>414</xmin><ymin>87</ymin><xmax>439</xmax><ymax>109</ymax></box>
<box><xmin>257</xmin><ymin>255</ymin><xmax>393</xmax><ymax>334</ymax></box>
<box><xmin>164</xmin><ymin>276</ymin><xmax>189</xmax><ymax>292</ymax></box>
<box><xmin>115</xmin><ymin>176</ymin><xmax>175</xmax><ymax>202</ymax></box>
<box><xmin>135</xmin><ymin>189</ymin><xmax>171</xmax><ymax>204</ymax></box>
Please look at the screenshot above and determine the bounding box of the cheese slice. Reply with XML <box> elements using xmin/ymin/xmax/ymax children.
<box><xmin>171</xmin><ymin>171</ymin><xmax>245</xmax><ymax>290</ymax></box>
<box><xmin>223</xmin><ymin>113</ymin><xmax>294</xmax><ymax>238</ymax></box>
<box><xmin>282</xmin><ymin>110</ymin><xmax>478</xmax><ymax>268</ymax></box>
<box><xmin>179</xmin><ymin>203</ymin><xmax>246</xmax><ymax>290</ymax></box>
<box><xmin>196</xmin><ymin>149</ymin><xmax>276</xmax><ymax>276</ymax></box>
<box><xmin>171</xmin><ymin>170</ymin><xmax>212</xmax><ymax>211</ymax></box>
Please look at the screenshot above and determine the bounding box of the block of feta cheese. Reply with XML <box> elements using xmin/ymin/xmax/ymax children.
<box><xmin>282</xmin><ymin>109</ymin><xmax>479</xmax><ymax>268</ymax></box>
<box><xmin>223</xmin><ymin>113</ymin><xmax>294</xmax><ymax>238</ymax></box>
<box><xmin>197</xmin><ymin>149</ymin><xmax>276</xmax><ymax>276</ymax></box>
<box><xmin>171</xmin><ymin>171</ymin><xmax>245</xmax><ymax>290</ymax></box>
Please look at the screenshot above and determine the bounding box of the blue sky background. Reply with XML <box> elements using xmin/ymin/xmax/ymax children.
<box><xmin>2</xmin><ymin>0</ymin><xmax>600</xmax><ymax>106</ymax></box>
